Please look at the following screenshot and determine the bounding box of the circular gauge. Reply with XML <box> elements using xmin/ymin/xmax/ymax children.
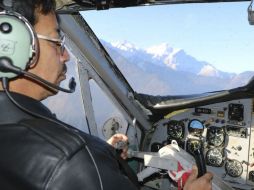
<box><xmin>102</xmin><ymin>117</ymin><xmax>123</xmax><ymax>140</ymax></box>
<box><xmin>206</xmin><ymin>148</ymin><xmax>223</xmax><ymax>167</ymax></box>
<box><xmin>186</xmin><ymin>139</ymin><xmax>202</xmax><ymax>155</ymax></box>
<box><xmin>188</xmin><ymin>119</ymin><xmax>204</xmax><ymax>137</ymax></box>
<box><xmin>225</xmin><ymin>159</ymin><xmax>243</xmax><ymax>177</ymax></box>
<box><xmin>166</xmin><ymin>120</ymin><xmax>185</xmax><ymax>139</ymax></box>
<box><xmin>207</xmin><ymin>126</ymin><xmax>225</xmax><ymax>147</ymax></box>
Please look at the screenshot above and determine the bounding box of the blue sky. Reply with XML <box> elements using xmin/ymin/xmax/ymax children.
<box><xmin>81</xmin><ymin>2</ymin><xmax>253</xmax><ymax>74</ymax></box>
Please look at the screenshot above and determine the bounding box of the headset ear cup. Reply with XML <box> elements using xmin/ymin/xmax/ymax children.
<box><xmin>0</xmin><ymin>10</ymin><xmax>39</xmax><ymax>79</ymax></box>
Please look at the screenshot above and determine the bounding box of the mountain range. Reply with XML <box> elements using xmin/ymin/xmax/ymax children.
<box><xmin>102</xmin><ymin>40</ymin><xmax>253</xmax><ymax>95</ymax></box>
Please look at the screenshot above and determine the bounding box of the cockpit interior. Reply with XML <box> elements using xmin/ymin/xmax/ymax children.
<box><xmin>1</xmin><ymin>0</ymin><xmax>254</xmax><ymax>189</ymax></box>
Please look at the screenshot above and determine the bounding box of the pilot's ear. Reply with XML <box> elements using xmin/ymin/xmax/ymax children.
<box><xmin>27</xmin><ymin>43</ymin><xmax>40</xmax><ymax>70</ymax></box>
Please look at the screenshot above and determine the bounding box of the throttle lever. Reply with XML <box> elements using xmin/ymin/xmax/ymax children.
<box><xmin>193</xmin><ymin>149</ymin><xmax>207</xmax><ymax>177</ymax></box>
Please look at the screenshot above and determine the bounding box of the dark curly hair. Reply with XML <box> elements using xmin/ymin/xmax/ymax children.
<box><xmin>1</xmin><ymin>0</ymin><xmax>56</xmax><ymax>25</ymax></box>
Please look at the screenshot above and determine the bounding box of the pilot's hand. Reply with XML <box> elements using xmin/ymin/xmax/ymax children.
<box><xmin>183</xmin><ymin>165</ymin><xmax>213</xmax><ymax>190</ymax></box>
<box><xmin>107</xmin><ymin>134</ymin><xmax>128</xmax><ymax>160</ymax></box>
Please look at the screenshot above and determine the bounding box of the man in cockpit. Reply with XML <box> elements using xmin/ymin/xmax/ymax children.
<box><xmin>0</xmin><ymin>0</ymin><xmax>213</xmax><ymax>189</ymax></box>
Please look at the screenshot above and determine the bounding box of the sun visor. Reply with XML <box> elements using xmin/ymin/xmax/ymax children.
<box><xmin>56</xmin><ymin>0</ymin><xmax>75</xmax><ymax>10</ymax></box>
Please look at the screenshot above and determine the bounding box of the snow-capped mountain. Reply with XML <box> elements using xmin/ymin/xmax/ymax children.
<box><xmin>198</xmin><ymin>64</ymin><xmax>219</xmax><ymax>77</ymax></box>
<box><xmin>146</xmin><ymin>43</ymin><xmax>174</xmax><ymax>58</ymax></box>
<box><xmin>102</xmin><ymin>40</ymin><xmax>253</xmax><ymax>95</ymax></box>
<box><xmin>111</xmin><ymin>41</ymin><xmax>139</xmax><ymax>52</ymax></box>
<box><xmin>108</xmin><ymin>40</ymin><xmax>236</xmax><ymax>79</ymax></box>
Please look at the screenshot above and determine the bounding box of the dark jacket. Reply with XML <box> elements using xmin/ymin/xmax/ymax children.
<box><xmin>0</xmin><ymin>91</ymin><xmax>138</xmax><ymax>190</ymax></box>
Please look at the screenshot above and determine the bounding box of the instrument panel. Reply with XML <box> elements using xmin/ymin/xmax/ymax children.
<box><xmin>147</xmin><ymin>99</ymin><xmax>254</xmax><ymax>189</ymax></box>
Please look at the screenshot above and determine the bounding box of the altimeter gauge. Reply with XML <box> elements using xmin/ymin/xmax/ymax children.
<box><xmin>225</xmin><ymin>159</ymin><xmax>243</xmax><ymax>178</ymax></box>
<box><xmin>186</xmin><ymin>139</ymin><xmax>202</xmax><ymax>155</ymax></box>
<box><xmin>207</xmin><ymin>126</ymin><xmax>225</xmax><ymax>147</ymax></box>
<box><xmin>206</xmin><ymin>148</ymin><xmax>223</xmax><ymax>167</ymax></box>
<box><xmin>166</xmin><ymin>120</ymin><xmax>185</xmax><ymax>139</ymax></box>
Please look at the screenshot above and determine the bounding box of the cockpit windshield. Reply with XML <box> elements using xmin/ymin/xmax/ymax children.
<box><xmin>81</xmin><ymin>2</ymin><xmax>254</xmax><ymax>96</ymax></box>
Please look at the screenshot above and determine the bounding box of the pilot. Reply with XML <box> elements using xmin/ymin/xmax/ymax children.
<box><xmin>0</xmin><ymin>0</ymin><xmax>213</xmax><ymax>189</ymax></box>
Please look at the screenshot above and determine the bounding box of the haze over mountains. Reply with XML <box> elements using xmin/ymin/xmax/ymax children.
<box><xmin>102</xmin><ymin>40</ymin><xmax>253</xmax><ymax>95</ymax></box>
